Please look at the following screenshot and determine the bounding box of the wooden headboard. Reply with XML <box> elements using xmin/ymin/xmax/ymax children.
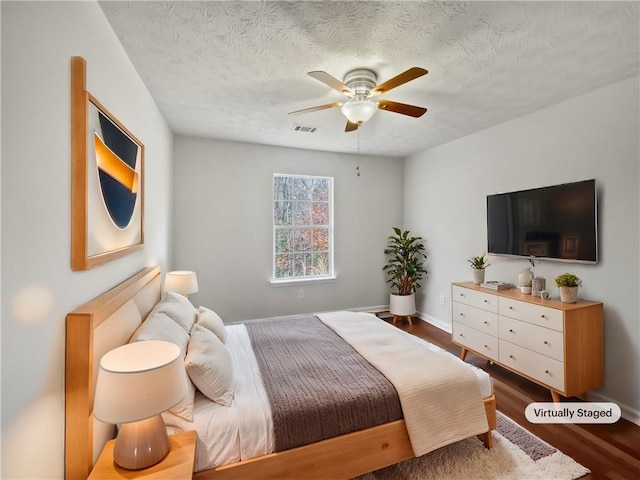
<box><xmin>65</xmin><ymin>266</ymin><xmax>161</xmax><ymax>480</ymax></box>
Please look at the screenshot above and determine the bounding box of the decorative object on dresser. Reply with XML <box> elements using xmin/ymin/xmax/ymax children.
<box><xmin>451</xmin><ymin>282</ymin><xmax>603</xmax><ymax>403</ymax></box>
<box><xmin>164</xmin><ymin>270</ymin><xmax>199</xmax><ymax>298</ymax></box>
<box><xmin>518</xmin><ymin>265</ymin><xmax>534</xmax><ymax>294</ymax></box>
<box><xmin>383</xmin><ymin>227</ymin><xmax>427</xmax><ymax>326</ymax></box>
<box><xmin>467</xmin><ymin>253</ymin><xmax>490</xmax><ymax>285</ymax></box>
<box><xmin>531</xmin><ymin>277</ymin><xmax>546</xmax><ymax>297</ymax></box>
<box><xmin>554</xmin><ymin>273</ymin><xmax>582</xmax><ymax>303</ymax></box>
<box><xmin>481</xmin><ymin>281</ymin><xmax>512</xmax><ymax>291</ymax></box>
<box><xmin>93</xmin><ymin>341</ymin><xmax>190</xmax><ymax>470</ymax></box>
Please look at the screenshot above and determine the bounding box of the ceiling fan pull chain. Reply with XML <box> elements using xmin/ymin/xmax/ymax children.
<box><xmin>356</xmin><ymin>130</ymin><xmax>361</xmax><ymax>177</ymax></box>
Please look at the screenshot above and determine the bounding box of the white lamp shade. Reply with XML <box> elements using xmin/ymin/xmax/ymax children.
<box><xmin>94</xmin><ymin>341</ymin><xmax>188</xmax><ymax>424</ymax></box>
<box><xmin>341</xmin><ymin>95</ymin><xmax>377</xmax><ymax>124</ymax></box>
<box><xmin>164</xmin><ymin>270</ymin><xmax>199</xmax><ymax>295</ymax></box>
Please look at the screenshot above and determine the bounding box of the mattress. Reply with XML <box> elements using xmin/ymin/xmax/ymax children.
<box><xmin>163</xmin><ymin>321</ymin><xmax>493</xmax><ymax>472</ymax></box>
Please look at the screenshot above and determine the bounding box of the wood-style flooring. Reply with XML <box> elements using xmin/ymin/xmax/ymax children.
<box><xmin>397</xmin><ymin>318</ymin><xmax>640</xmax><ymax>480</ymax></box>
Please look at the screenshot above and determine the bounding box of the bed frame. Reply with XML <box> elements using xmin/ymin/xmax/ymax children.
<box><xmin>65</xmin><ymin>266</ymin><xmax>496</xmax><ymax>479</ymax></box>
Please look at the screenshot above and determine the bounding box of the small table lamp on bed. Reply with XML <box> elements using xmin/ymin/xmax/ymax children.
<box><xmin>164</xmin><ymin>270</ymin><xmax>199</xmax><ymax>298</ymax></box>
<box><xmin>93</xmin><ymin>340</ymin><xmax>188</xmax><ymax>470</ymax></box>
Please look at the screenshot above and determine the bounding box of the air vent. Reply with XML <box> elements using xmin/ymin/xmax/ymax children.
<box><xmin>292</xmin><ymin>124</ymin><xmax>318</xmax><ymax>133</ymax></box>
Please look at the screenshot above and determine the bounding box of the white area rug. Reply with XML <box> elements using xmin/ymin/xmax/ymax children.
<box><xmin>356</xmin><ymin>412</ymin><xmax>589</xmax><ymax>480</ymax></box>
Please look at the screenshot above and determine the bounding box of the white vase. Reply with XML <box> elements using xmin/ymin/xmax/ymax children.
<box><xmin>389</xmin><ymin>293</ymin><xmax>416</xmax><ymax>316</ymax></box>
<box><xmin>473</xmin><ymin>269</ymin><xmax>485</xmax><ymax>285</ymax></box>
<box><xmin>518</xmin><ymin>267</ymin><xmax>534</xmax><ymax>295</ymax></box>
<box><xmin>559</xmin><ymin>286</ymin><xmax>579</xmax><ymax>303</ymax></box>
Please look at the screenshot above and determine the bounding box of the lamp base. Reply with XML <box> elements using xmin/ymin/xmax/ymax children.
<box><xmin>113</xmin><ymin>415</ymin><xmax>170</xmax><ymax>470</ymax></box>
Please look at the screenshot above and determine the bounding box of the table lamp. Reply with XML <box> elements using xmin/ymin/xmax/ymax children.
<box><xmin>94</xmin><ymin>340</ymin><xmax>188</xmax><ymax>470</ymax></box>
<box><xmin>164</xmin><ymin>270</ymin><xmax>199</xmax><ymax>298</ymax></box>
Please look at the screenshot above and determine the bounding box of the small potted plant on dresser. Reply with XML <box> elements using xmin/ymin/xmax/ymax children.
<box><xmin>468</xmin><ymin>253</ymin><xmax>490</xmax><ymax>284</ymax></box>
<box><xmin>383</xmin><ymin>227</ymin><xmax>427</xmax><ymax>326</ymax></box>
<box><xmin>555</xmin><ymin>273</ymin><xmax>582</xmax><ymax>303</ymax></box>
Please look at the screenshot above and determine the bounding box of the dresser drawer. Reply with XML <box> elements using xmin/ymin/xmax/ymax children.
<box><xmin>499</xmin><ymin>316</ymin><xmax>564</xmax><ymax>361</ymax></box>
<box><xmin>499</xmin><ymin>340</ymin><xmax>565</xmax><ymax>391</ymax></box>
<box><xmin>499</xmin><ymin>297</ymin><xmax>563</xmax><ymax>332</ymax></box>
<box><xmin>453</xmin><ymin>302</ymin><xmax>499</xmax><ymax>336</ymax></box>
<box><xmin>452</xmin><ymin>286</ymin><xmax>498</xmax><ymax>313</ymax></box>
<box><xmin>452</xmin><ymin>323</ymin><xmax>499</xmax><ymax>361</ymax></box>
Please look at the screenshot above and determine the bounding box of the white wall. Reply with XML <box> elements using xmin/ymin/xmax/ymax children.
<box><xmin>404</xmin><ymin>77</ymin><xmax>640</xmax><ymax>420</ymax></box>
<box><xmin>172</xmin><ymin>136</ymin><xmax>403</xmax><ymax>321</ymax></box>
<box><xmin>1</xmin><ymin>2</ymin><xmax>173</xmax><ymax>478</ymax></box>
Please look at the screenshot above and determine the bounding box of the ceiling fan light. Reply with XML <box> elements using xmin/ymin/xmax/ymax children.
<box><xmin>341</xmin><ymin>96</ymin><xmax>377</xmax><ymax>124</ymax></box>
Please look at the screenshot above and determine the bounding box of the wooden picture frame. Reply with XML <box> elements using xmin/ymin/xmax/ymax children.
<box><xmin>71</xmin><ymin>56</ymin><xmax>144</xmax><ymax>271</ymax></box>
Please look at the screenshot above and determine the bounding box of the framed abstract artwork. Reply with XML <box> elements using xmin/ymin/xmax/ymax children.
<box><xmin>71</xmin><ymin>56</ymin><xmax>145</xmax><ymax>270</ymax></box>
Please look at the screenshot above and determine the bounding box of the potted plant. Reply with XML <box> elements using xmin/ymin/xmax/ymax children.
<box><xmin>383</xmin><ymin>227</ymin><xmax>427</xmax><ymax>319</ymax></box>
<box><xmin>555</xmin><ymin>273</ymin><xmax>582</xmax><ymax>303</ymax></box>
<box><xmin>468</xmin><ymin>253</ymin><xmax>490</xmax><ymax>285</ymax></box>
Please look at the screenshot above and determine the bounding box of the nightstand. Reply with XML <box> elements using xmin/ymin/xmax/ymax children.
<box><xmin>88</xmin><ymin>430</ymin><xmax>197</xmax><ymax>479</ymax></box>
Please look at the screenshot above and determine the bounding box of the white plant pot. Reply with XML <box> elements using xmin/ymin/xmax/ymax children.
<box><xmin>473</xmin><ymin>269</ymin><xmax>485</xmax><ymax>285</ymax></box>
<box><xmin>559</xmin><ymin>286</ymin><xmax>579</xmax><ymax>303</ymax></box>
<box><xmin>389</xmin><ymin>293</ymin><xmax>416</xmax><ymax>316</ymax></box>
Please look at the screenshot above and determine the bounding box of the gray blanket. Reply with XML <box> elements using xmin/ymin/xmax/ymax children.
<box><xmin>246</xmin><ymin>315</ymin><xmax>403</xmax><ymax>451</ymax></box>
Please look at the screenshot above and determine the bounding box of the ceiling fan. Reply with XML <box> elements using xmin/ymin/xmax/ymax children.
<box><xmin>289</xmin><ymin>67</ymin><xmax>428</xmax><ymax>132</ymax></box>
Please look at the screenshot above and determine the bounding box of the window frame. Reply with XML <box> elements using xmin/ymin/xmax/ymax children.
<box><xmin>271</xmin><ymin>173</ymin><xmax>335</xmax><ymax>285</ymax></box>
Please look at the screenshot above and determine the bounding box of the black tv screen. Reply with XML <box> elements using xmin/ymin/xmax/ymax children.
<box><xmin>487</xmin><ymin>179</ymin><xmax>597</xmax><ymax>264</ymax></box>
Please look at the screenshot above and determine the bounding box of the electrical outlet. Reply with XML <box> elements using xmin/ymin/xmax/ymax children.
<box><xmin>439</xmin><ymin>295</ymin><xmax>445</xmax><ymax>306</ymax></box>
<box><xmin>298</xmin><ymin>289</ymin><xmax>305</xmax><ymax>299</ymax></box>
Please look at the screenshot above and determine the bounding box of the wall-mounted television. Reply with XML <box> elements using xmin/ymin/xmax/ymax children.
<box><xmin>487</xmin><ymin>179</ymin><xmax>598</xmax><ymax>264</ymax></box>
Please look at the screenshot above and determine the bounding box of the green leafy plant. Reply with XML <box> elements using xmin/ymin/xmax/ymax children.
<box><xmin>383</xmin><ymin>227</ymin><xmax>427</xmax><ymax>296</ymax></box>
<box><xmin>468</xmin><ymin>253</ymin><xmax>490</xmax><ymax>270</ymax></box>
<box><xmin>554</xmin><ymin>273</ymin><xmax>582</xmax><ymax>287</ymax></box>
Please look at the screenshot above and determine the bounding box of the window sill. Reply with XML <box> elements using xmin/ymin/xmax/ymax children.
<box><xmin>269</xmin><ymin>276</ymin><xmax>337</xmax><ymax>287</ymax></box>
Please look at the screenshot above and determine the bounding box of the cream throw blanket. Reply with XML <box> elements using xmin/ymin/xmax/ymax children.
<box><xmin>317</xmin><ymin>311</ymin><xmax>489</xmax><ymax>457</ymax></box>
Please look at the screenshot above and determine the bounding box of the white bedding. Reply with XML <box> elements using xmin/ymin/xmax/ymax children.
<box><xmin>164</xmin><ymin>316</ymin><xmax>493</xmax><ymax>472</ymax></box>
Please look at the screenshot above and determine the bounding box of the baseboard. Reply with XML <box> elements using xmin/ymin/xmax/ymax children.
<box><xmin>413</xmin><ymin>311</ymin><xmax>452</xmax><ymax>333</ymax></box>
<box><xmin>586</xmin><ymin>391</ymin><xmax>640</xmax><ymax>426</ymax></box>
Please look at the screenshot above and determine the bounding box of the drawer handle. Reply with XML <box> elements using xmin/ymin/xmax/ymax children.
<box><xmin>509</xmin><ymin>329</ymin><xmax>514</xmax><ymax>333</ymax></box>
<box><xmin>509</xmin><ymin>354</ymin><xmax>515</xmax><ymax>359</ymax></box>
<box><xmin>484</xmin><ymin>344</ymin><xmax>489</xmax><ymax>349</ymax></box>
<box><xmin>545</xmin><ymin>370</ymin><xmax>550</xmax><ymax>374</ymax></box>
<box><xmin>544</xmin><ymin>341</ymin><xmax>548</xmax><ymax>345</ymax></box>
<box><xmin>483</xmin><ymin>321</ymin><xmax>489</xmax><ymax>325</ymax></box>
<box><xmin>509</xmin><ymin>306</ymin><xmax>514</xmax><ymax>310</ymax></box>
<box><xmin>459</xmin><ymin>333</ymin><xmax>464</xmax><ymax>337</ymax></box>
<box><xmin>459</xmin><ymin>313</ymin><xmax>464</xmax><ymax>316</ymax></box>
<box><xmin>459</xmin><ymin>293</ymin><xmax>465</xmax><ymax>297</ymax></box>
<box><xmin>541</xmin><ymin>315</ymin><xmax>547</xmax><ymax>319</ymax></box>
<box><xmin>483</xmin><ymin>299</ymin><xmax>488</xmax><ymax>303</ymax></box>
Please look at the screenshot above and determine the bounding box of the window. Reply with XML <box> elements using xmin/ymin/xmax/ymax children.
<box><xmin>273</xmin><ymin>174</ymin><xmax>333</xmax><ymax>281</ymax></box>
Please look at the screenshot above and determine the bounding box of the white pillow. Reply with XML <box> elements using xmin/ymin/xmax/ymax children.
<box><xmin>152</xmin><ymin>291</ymin><xmax>197</xmax><ymax>333</ymax></box>
<box><xmin>196</xmin><ymin>306</ymin><xmax>227</xmax><ymax>344</ymax></box>
<box><xmin>185</xmin><ymin>324</ymin><xmax>235</xmax><ymax>406</ymax></box>
<box><xmin>129</xmin><ymin>312</ymin><xmax>195</xmax><ymax>421</ymax></box>
<box><xmin>130</xmin><ymin>311</ymin><xmax>190</xmax><ymax>354</ymax></box>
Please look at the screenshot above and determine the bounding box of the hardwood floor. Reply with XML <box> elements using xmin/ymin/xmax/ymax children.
<box><xmin>397</xmin><ymin>318</ymin><xmax>640</xmax><ymax>480</ymax></box>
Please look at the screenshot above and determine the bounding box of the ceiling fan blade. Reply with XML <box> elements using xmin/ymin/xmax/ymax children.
<box><xmin>288</xmin><ymin>102</ymin><xmax>342</xmax><ymax>115</ymax></box>
<box><xmin>370</xmin><ymin>67</ymin><xmax>428</xmax><ymax>96</ymax></box>
<box><xmin>308</xmin><ymin>71</ymin><xmax>354</xmax><ymax>96</ymax></box>
<box><xmin>377</xmin><ymin>100</ymin><xmax>427</xmax><ymax>118</ymax></box>
<box><xmin>345</xmin><ymin>120</ymin><xmax>359</xmax><ymax>132</ymax></box>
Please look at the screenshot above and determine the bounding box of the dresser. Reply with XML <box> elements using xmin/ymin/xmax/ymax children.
<box><xmin>451</xmin><ymin>282</ymin><xmax>603</xmax><ymax>402</ymax></box>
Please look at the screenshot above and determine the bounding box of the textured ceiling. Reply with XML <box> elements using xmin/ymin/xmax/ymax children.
<box><xmin>100</xmin><ymin>1</ymin><xmax>639</xmax><ymax>158</ymax></box>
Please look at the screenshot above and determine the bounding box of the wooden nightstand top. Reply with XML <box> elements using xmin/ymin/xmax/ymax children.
<box><xmin>89</xmin><ymin>430</ymin><xmax>197</xmax><ymax>479</ymax></box>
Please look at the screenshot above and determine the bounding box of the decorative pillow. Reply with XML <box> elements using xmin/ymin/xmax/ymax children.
<box><xmin>129</xmin><ymin>312</ymin><xmax>195</xmax><ymax>421</ymax></box>
<box><xmin>185</xmin><ymin>324</ymin><xmax>235</xmax><ymax>406</ymax></box>
<box><xmin>151</xmin><ymin>291</ymin><xmax>197</xmax><ymax>333</ymax></box>
<box><xmin>196</xmin><ymin>306</ymin><xmax>227</xmax><ymax>344</ymax></box>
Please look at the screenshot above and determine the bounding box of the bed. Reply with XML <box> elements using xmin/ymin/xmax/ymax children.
<box><xmin>65</xmin><ymin>266</ymin><xmax>496</xmax><ymax>479</ymax></box>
